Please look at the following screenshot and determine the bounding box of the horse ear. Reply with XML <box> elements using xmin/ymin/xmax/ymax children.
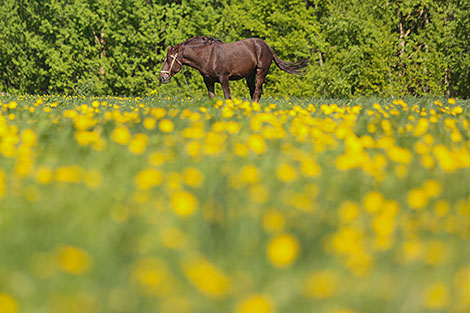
<box><xmin>167</xmin><ymin>45</ymin><xmax>171</xmax><ymax>53</ymax></box>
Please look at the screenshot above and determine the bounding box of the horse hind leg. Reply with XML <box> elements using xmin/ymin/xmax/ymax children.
<box><xmin>253</xmin><ymin>68</ymin><xmax>269</xmax><ymax>103</ymax></box>
<box><xmin>219</xmin><ymin>76</ymin><xmax>232</xmax><ymax>100</ymax></box>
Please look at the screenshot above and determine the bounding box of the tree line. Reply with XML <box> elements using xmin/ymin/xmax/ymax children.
<box><xmin>1</xmin><ymin>0</ymin><xmax>469</xmax><ymax>98</ymax></box>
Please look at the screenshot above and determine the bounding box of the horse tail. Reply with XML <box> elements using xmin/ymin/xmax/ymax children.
<box><xmin>272</xmin><ymin>53</ymin><xmax>309</xmax><ymax>75</ymax></box>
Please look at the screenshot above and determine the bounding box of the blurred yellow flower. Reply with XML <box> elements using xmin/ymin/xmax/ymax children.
<box><xmin>0</xmin><ymin>293</ymin><xmax>19</xmax><ymax>313</ymax></box>
<box><xmin>135</xmin><ymin>168</ymin><xmax>162</xmax><ymax>190</ymax></box>
<box><xmin>171</xmin><ymin>190</ymin><xmax>198</xmax><ymax>216</ymax></box>
<box><xmin>302</xmin><ymin>269</ymin><xmax>340</xmax><ymax>299</ymax></box>
<box><xmin>182</xmin><ymin>167</ymin><xmax>204</xmax><ymax>187</ymax></box>
<box><xmin>159</xmin><ymin>119</ymin><xmax>174</xmax><ymax>133</ymax></box>
<box><xmin>143</xmin><ymin>117</ymin><xmax>156</xmax><ymax>130</ymax></box>
<box><xmin>247</xmin><ymin>134</ymin><xmax>266</xmax><ymax>154</ymax></box>
<box><xmin>20</xmin><ymin>129</ymin><xmax>36</xmax><ymax>146</ymax></box>
<box><xmin>338</xmin><ymin>201</ymin><xmax>360</xmax><ymax>223</ymax></box>
<box><xmin>277</xmin><ymin>163</ymin><xmax>297</xmax><ymax>182</ymax></box>
<box><xmin>422</xmin><ymin>179</ymin><xmax>441</xmax><ymax>198</ymax></box>
<box><xmin>267</xmin><ymin>233</ymin><xmax>300</xmax><ymax>268</ymax></box>
<box><xmin>423</xmin><ymin>282</ymin><xmax>450</xmax><ymax>309</ymax></box>
<box><xmin>300</xmin><ymin>158</ymin><xmax>321</xmax><ymax>177</ymax></box>
<box><xmin>399</xmin><ymin>239</ymin><xmax>422</xmax><ymax>264</ymax></box>
<box><xmin>407</xmin><ymin>189</ymin><xmax>428</xmax><ymax>209</ymax></box>
<box><xmin>182</xmin><ymin>256</ymin><xmax>230</xmax><ymax>298</ymax></box>
<box><xmin>363</xmin><ymin>191</ymin><xmax>384</xmax><ymax>213</ymax></box>
<box><xmin>57</xmin><ymin>245</ymin><xmax>93</xmax><ymax>275</ymax></box>
<box><xmin>235</xmin><ymin>294</ymin><xmax>274</xmax><ymax>313</ymax></box>
<box><xmin>55</xmin><ymin>165</ymin><xmax>82</xmax><ymax>183</ymax></box>
<box><xmin>111</xmin><ymin>125</ymin><xmax>131</xmax><ymax>145</ymax></box>
<box><xmin>240</xmin><ymin>164</ymin><xmax>260</xmax><ymax>184</ymax></box>
<box><xmin>7</xmin><ymin>101</ymin><xmax>17</xmax><ymax>109</ymax></box>
<box><xmin>128</xmin><ymin>133</ymin><xmax>149</xmax><ymax>155</ymax></box>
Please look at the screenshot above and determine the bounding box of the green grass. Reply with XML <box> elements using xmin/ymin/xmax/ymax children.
<box><xmin>0</xmin><ymin>95</ymin><xmax>469</xmax><ymax>313</ymax></box>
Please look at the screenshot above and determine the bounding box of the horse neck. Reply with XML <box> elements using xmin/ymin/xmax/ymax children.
<box><xmin>181</xmin><ymin>44</ymin><xmax>212</xmax><ymax>72</ymax></box>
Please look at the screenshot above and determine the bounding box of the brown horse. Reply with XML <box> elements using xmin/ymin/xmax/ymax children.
<box><xmin>159</xmin><ymin>36</ymin><xmax>308</xmax><ymax>102</ymax></box>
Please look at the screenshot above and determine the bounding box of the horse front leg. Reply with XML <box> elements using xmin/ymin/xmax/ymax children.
<box><xmin>203</xmin><ymin>77</ymin><xmax>216</xmax><ymax>98</ymax></box>
<box><xmin>219</xmin><ymin>77</ymin><xmax>231</xmax><ymax>100</ymax></box>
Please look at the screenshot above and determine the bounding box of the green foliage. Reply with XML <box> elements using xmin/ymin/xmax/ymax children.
<box><xmin>0</xmin><ymin>0</ymin><xmax>468</xmax><ymax>98</ymax></box>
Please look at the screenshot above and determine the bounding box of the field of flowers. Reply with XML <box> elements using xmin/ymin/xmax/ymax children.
<box><xmin>0</xmin><ymin>95</ymin><xmax>469</xmax><ymax>313</ymax></box>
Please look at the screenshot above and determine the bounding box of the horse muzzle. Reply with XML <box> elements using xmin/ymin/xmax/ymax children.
<box><xmin>159</xmin><ymin>73</ymin><xmax>171</xmax><ymax>84</ymax></box>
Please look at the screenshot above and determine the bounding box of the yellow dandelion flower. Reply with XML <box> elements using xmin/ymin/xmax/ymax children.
<box><xmin>399</xmin><ymin>239</ymin><xmax>422</xmax><ymax>264</ymax></box>
<box><xmin>135</xmin><ymin>168</ymin><xmax>162</xmax><ymax>190</ymax></box>
<box><xmin>111</xmin><ymin>126</ymin><xmax>131</xmax><ymax>145</ymax></box>
<box><xmin>267</xmin><ymin>233</ymin><xmax>300</xmax><ymax>268</ymax></box>
<box><xmin>240</xmin><ymin>164</ymin><xmax>260</xmax><ymax>184</ymax></box>
<box><xmin>182</xmin><ymin>256</ymin><xmax>230</xmax><ymax>298</ymax></box>
<box><xmin>300</xmin><ymin>158</ymin><xmax>321</xmax><ymax>177</ymax></box>
<box><xmin>159</xmin><ymin>119</ymin><xmax>174</xmax><ymax>133</ymax></box>
<box><xmin>235</xmin><ymin>294</ymin><xmax>274</xmax><ymax>313</ymax></box>
<box><xmin>7</xmin><ymin>101</ymin><xmax>17</xmax><ymax>109</ymax></box>
<box><xmin>151</xmin><ymin>107</ymin><xmax>166</xmax><ymax>119</ymax></box>
<box><xmin>182</xmin><ymin>167</ymin><xmax>204</xmax><ymax>187</ymax></box>
<box><xmin>338</xmin><ymin>201</ymin><xmax>360</xmax><ymax>223</ymax></box>
<box><xmin>128</xmin><ymin>133</ymin><xmax>149</xmax><ymax>155</ymax></box>
<box><xmin>302</xmin><ymin>269</ymin><xmax>340</xmax><ymax>299</ymax></box>
<box><xmin>0</xmin><ymin>293</ymin><xmax>19</xmax><ymax>313</ymax></box>
<box><xmin>143</xmin><ymin>117</ymin><xmax>156</xmax><ymax>130</ymax></box>
<box><xmin>171</xmin><ymin>190</ymin><xmax>198</xmax><ymax>216</ymax></box>
<box><xmin>363</xmin><ymin>191</ymin><xmax>384</xmax><ymax>213</ymax></box>
<box><xmin>422</xmin><ymin>180</ymin><xmax>441</xmax><ymax>198</ymax></box>
<box><xmin>423</xmin><ymin>282</ymin><xmax>450</xmax><ymax>310</ymax></box>
<box><xmin>20</xmin><ymin>129</ymin><xmax>36</xmax><ymax>146</ymax></box>
<box><xmin>234</xmin><ymin>143</ymin><xmax>249</xmax><ymax>157</ymax></box>
<box><xmin>247</xmin><ymin>134</ymin><xmax>266</xmax><ymax>154</ymax></box>
<box><xmin>407</xmin><ymin>188</ymin><xmax>428</xmax><ymax>209</ymax></box>
<box><xmin>276</xmin><ymin>163</ymin><xmax>297</xmax><ymax>183</ymax></box>
<box><xmin>55</xmin><ymin>165</ymin><xmax>82</xmax><ymax>183</ymax></box>
<box><xmin>451</xmin><ymin>106</ymin><xmax>462</xmax><ymax>115</ymax></box>
<box><xmin>57</xmin><ymin>245</ymin><xmax>93</xmax><ymax>275</ymax></box>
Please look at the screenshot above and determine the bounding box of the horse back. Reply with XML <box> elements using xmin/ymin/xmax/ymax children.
<box><xmin>215</xmin><ymin>38</ymin><xmax>273</xmax><ymax>78</ymax></box>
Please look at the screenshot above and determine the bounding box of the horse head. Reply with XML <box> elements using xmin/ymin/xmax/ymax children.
<box><xmin>159</xmin><ymin>45</ymin><xmax>184</xmax><ymax>84</ymax></box>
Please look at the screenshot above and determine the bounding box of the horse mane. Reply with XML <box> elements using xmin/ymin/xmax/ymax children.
<box><xmin>182</xmin><ymin>36</ymin><xmax>223</xmax><ymax>46</ymax></box>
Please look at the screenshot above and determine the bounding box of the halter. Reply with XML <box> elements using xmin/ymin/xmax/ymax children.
<box><xmin>160</xmin><ymin>50</ymin><xmax>194</xmax><ymax>99</ymax></box>
<box><xmin>160</xmin><ymin>54</ymin><xmax>182</xmax><ymax>75</ymax></box>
